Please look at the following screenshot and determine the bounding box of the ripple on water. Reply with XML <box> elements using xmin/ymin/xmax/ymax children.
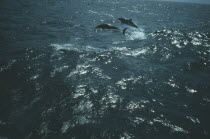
<box><xmin>153</xmin><ymin>118</ymin><xmax>189</xmax><ymax>134</ymax></box>
<box><xmin>150</xmin><ymin>29</ymin><xmax>210</xmax><ymax>50</ymax></box>
<box><xmin>0</xmin><ymin>60</ymin><xmax>16</xmax><ymax>72</ymax></box>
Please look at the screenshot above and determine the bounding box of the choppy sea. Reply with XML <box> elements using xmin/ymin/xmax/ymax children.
<box><xmin>0</xmin><ymin>0</ymin><xmax>210</xmax><ymax>139</ymax></box>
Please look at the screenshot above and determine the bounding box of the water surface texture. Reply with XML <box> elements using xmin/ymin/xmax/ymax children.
<box><xmin>0</xmin><ymin>0</ymin><xmax>210</xmax><ymax>139</ymax></box>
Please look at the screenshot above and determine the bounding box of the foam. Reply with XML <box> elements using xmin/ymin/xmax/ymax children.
<box><xmin>50</xmin><ymin>43</ymin><xmax>103</xmax><ymax>53</ymax></box>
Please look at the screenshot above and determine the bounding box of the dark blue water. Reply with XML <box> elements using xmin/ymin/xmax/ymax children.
<box><xmin>1</xmin><ymin>0</ymin><xmax>210</xmax><ymax>139</ymax></box>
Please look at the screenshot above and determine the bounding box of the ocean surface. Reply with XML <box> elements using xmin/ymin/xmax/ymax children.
<box><xmin>0</xmin><ymin>0</ymin><xmax>210</xmax><ymax>139</ymax></box>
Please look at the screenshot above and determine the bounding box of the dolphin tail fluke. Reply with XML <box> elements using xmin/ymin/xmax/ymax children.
<box><xmin>123</xmin><ymin>28</ymin><xmax>128</xmax><ymax>35</ymax></box>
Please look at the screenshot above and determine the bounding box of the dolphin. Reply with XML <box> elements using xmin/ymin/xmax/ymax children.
<box><xmin>95</xmin><ymin>24</ymin><xmax>128</xmax><ymax>35</ymax></box>
<box><xmin>118</xmin><ymin>18</ymin><xmax>138</xmax><ymax>28</ymax></box>
<box><xmin>95</xmin><ymin>24</ymin><xmax>119</xmax><ymax>29</ymax></box>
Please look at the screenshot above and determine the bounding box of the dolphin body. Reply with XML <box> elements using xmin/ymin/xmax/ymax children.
<box><xmin>118</xmin><ymin>18</ymin><xmax>138</xmax><ymax>28</ymax></box>
<box><xmin>95</xmin><ymin>23</ymin><xmax>128</xmax><ymax>35</ymax></box>
<box><xmin>95</xmin><ymin>24</ymin><xmax>119</xmax><ymax>29</ymax></box>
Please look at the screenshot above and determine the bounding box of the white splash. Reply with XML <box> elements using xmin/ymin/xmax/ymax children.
<box><xmin>185</xmin><ymin>86</ymin><xmax>197</xmax><ymax>94</ymax></box>
<box><xmin>186</xmin><ymin>116</ymin><xmax>200</xmax><ymax>124</ymax></box>
<box><xmin>165</xmin><ymin>78</ymin><xmax>180</xmax><ymax>88</ymax></box>
<box><xmin>120</xmin><ymin>132</ymin><xmax>134</xmax><ymax>139</ymax></box>
<box><xmin>30</xmin><ymin>74</ymin><xmax>39</xmax><ymax>80</ymax></box>
<box><xmin>124</xmin><ymin>47</ymin><xmax>149</xmax><ymax>57</ymax></box>
<box><xmin>125</xmin><ymin>28</ymin><xmax>146</xmax><ymax>41</ymax></box>
<box><xmin>67</xmin><ymin>63</ymin><xmax>91</xmax><ymax>78</ymax></box>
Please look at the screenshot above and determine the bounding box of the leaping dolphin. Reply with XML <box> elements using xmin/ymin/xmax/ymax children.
<box><xmin>118</xmin><ymin>18</ymin><xmax>138</xmax><ymax>28</ymax></box>
<box><xmin>95</xmin><ymin>24</ymin><xmax>119</xmax><ymax>29</ymax></box>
